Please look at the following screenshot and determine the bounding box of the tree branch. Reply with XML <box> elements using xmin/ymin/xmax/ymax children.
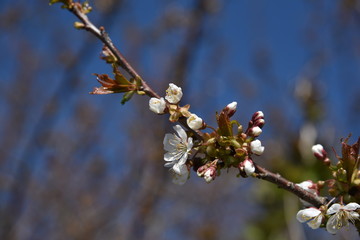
<box><xmin>254</xmin><ymin>163</ymin><xmax>326</xmax><ymax>208</ymax></box>
<box><xmin>69</xmin><ymin>2</ymin><xmax>160</xmax><ymax>99</ymax></box>
<box><xmin>63</xmin><ymin>2</ymin><xmax>327</xmax><ymax>209</ymax></box>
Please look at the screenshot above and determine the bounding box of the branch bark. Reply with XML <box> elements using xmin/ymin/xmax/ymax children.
<box><xmin>254</xmin><ymin>163</ymin><xmax>326</xmax><ymax>208</ymax></box>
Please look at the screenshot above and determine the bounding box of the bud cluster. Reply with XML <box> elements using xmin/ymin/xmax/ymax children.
<box><xmin>161</xmin><ymin>98</ymin><xmax>266</xmax><ymax>184</ymax></box>
<box><xmin>149</xmin><ymin>83</ymin><xmax>204</xmax><ymax>130</ymax></box>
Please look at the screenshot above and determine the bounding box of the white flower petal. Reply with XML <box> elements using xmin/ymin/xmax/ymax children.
<box><xmin>343</xmin><ymin>202</ymin><xmax>360</xmax><ymax>211</ymax></box>
<box><xmin>164</xmin><ymin>152</ymin><xmax>176</xmax><ymax>162</ymax></box>
<box><xmin>244</xmin><ymin>160</ymin><xmax>255</xmax><ymax>176</ymax></box>
<box><xmin>164</xmin><ymin>162</ymin><xmax>174</xmax><ymax>167</ymax></box>
<box><xmin>296</xmin><ymin>208</ymin><xmax>322</xmax><ymax>223</ymax></box>
<box><xmin>165</xmin><ymin>83</ymin><xmax>183</xmax><ymax>104</ymax></box>
<box><xmin>350</xmin><ymin>211</ymin><xmax>359</xmax><ymax>219</ymax></box>
<box><xmin>326</xmin><ymin>213</ymin><xmax>347</xmax><ymax>234</ymax></box>
<box><xmin>187</xmin><ymin>137</ymin><xmax>193</xmax><ymax>150</ymax></box>
<box><xmin>187</xmin><ymin>113</ymin><xmax>203</xmax><ymax>130</ymax></box>
<box><xmin>250</xmin><ymin>140</ymin><xmax>265</xmax><ymax>155</ymax></box>
<box><xmin>171</xmin><ymin>164</ymin><xmax>189</xmax><ymax>185</ymax></box>
<box><xmin>149</xmin><ymin>97</ymin><xmax>166</xmax><ymax>114</ymax></box>
<box><xmin>307</xmin><ymin>214</ymin><xmax>323</xmax><ymax>229</ymax></box>
<box><xmin>173</xmin><ymin>125</ymin><xmax>187</xmax><ymax>141</ymax></box>
<box><xmin>327</xmin><ymin>203</ymin><xmax>341</xmax><ymax>215</ymax></box>
<box><xmin>172</xmin><ymin>163</ymin><xmax>184</xmax><ymax>175</ymax></box>
<box><xmin>163</xmin><ymin>134</ymin><xmax>176</xmax><ymax>151</ymax></box>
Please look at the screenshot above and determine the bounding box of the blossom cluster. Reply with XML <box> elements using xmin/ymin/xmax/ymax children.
<box><xmin>149</xmin><ymin>83</ymin><xmax>204</xmax><ymax>130</ymax></box>
<box><xmin>149</xmin><ymin>83</ymin><xmax>266</xmax><ymax>185</ymax></box>
<box><xmin>297</xmin><ymin>202</ymin><xmax>360</xmax><ymax>234</ymax></box>
<box><xmin>295</xmin><ymin>137</ymin><xmax>360</xmax><ymax>234</ymax></box>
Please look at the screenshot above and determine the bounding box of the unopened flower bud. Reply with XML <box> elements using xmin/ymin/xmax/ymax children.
<box><xmin>203</xmin><ymin>167</ymin><xmax>217</xmax><ymax>183</ymax></box>
<box><xmin>149</xmin><ymin>97</ymin><xmax>166</xmax><ymax>114</ymax></box>
<box><xmin>296</xmin><ymin>180</ymin><xmax>318</xmax><ymax>195</ymax></box>
<box><xmin>224</xmin><ymin>101</ymin><xmax>237</xmax><ymax>117</ymax></box>
<box><xmin>312</xmin><ymin>144</ymin><xmax>326</xmax><ymax>159</ymax></box>
<box><xmin>239</xmin><ymin>159</ymin><xmax>255</xmax><ymax>177</ymax></box>
<box><xmin>254</xmin><ymin>119</ymin><xmax>265</xmax><ymax>128</ymax></box>
<box><xmin>197</xmin><ymin>160</ymin><xmax>218</xmax><ymax>183</ymax></box>
<box><xmin>250</xmin><ymin>140</ymin><xmax>265</xmax><ymax>155</ymax></box>
<box><xmin>252</xmin><ymin>111</ymin><xmax>264</xmax><ymax>121</ymax></box>
<box><xmin>249</xmin><ymin>126</ymin><xmax>262</xmax><ymax>137</ymax></box>
<box><xmin>165</xmin><ymin>83</ymin><xmax>183</xmax><ymax>104</ymax></box>
<box><xmin>187</xmin><ymin>113</ymin><xmax>203</xmax><ymax>130</ymax></box>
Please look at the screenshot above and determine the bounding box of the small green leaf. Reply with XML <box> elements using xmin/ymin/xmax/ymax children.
<box><xmin>121</xmin><ymin>91</ymin><xmax>135</xmax><ymax>105</ymax></box>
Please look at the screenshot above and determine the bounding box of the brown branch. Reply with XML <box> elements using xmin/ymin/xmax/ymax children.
<box><xmin>254</xmin><ymin>163</ymin><xmax>327</xmax><ymax>208</ymax></box>
<box><xmin>69</xmin><ymin>2</ymin><xmax>160</xmax><ymax>99</ymax></box>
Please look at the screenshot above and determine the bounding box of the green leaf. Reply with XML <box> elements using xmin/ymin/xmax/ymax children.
<box><xmin>121</xmin><ymin>91</ymin><xmax>135</xmax><ymax>105</ymax></box>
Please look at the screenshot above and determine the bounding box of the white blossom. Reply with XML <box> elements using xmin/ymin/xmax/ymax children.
<box><xmin>296</xmin><ymin>208</ymin><xmax>323</xmax><ymax>229</ymax></box>
<box><xmin>250</xmin><ymin>140</ymin><xmax>265</xmax><ymax>155</ymax></box>
<box><xmin>312</xmin><ymin>144</ymin><xmax>324</xmax><ymax>158</ymax></box>
<box><xmin>244</xmin><ymin>159</ymin><xmax>255</xmax><ymax>176</ymax></box>
<box><xmin>326</xmin><ymin>203</ymin><xmax>360</xmax><ymax>234</ymax></box>
<box><xmin>163</xmin><ymin>125</ymin><xmax>193</xmax><ymax>174</ymax></box>
<box><xmin>165</xmin><ymin>83</ymin><xmax>183</xmax><ymax>104</ymax></box>
<box><xmin>149</xmin><ymin>97</ymin><xmax>166</xmax><ymax>114</ymax></box>
<box><xmin>171</xmin><ymin>164</ymin><xmax>189</xmax><ymax>185</ymax></box>
<box><xmin>187</xmin><ymin>113</ymin><xmax>203</xmax><ymax>130</ymax></box>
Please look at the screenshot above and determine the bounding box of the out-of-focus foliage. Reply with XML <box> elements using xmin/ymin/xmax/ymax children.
<box><xmin>0</xmin><ymin>0</ymin><xmax>359</xmax><ymax>239</ymax></box>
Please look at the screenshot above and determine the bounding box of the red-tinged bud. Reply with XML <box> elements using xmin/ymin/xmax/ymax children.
<box><xmin>239</xmin><ymin>158</ymin><xmax>255</xmax><ymax>177</ymax></box>
<box><xmin>197</xmin><ymin>160</ymin><xmax>218</xmax><ymax>183</ymax></box>
<box><xmin>323</xmin><ymin>158</ymin><xmax>331</xmax><ymax>166</ymax></box>
<box><xmin>252</xmin><ymin>111</ymin><xmax>264</xmax><ymax>121</ymax></box>
<box><xmin>296</xmin><ymin>180</ymin><xmax>319</xmax><ymax>195</ymax></box>
<box><xmin>312</xmin><ymin>144</ymin><xmax>326</xmax><ymax>159</ymax></box>
<box><xmin>254</xmin><ymin>119</ymin><xmax>265</xmax><ymax>128</ymax></box>
<box><xmin>224</xmin><ymin>101</ymin><xmax>237</xmax><ymax>117</ymax></box>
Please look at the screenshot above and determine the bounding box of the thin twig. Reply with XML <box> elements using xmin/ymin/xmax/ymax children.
<box><xmin>69</xmin><ymin>2</ymin><xmax>160</xmax><ymax>98</ymax></box>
